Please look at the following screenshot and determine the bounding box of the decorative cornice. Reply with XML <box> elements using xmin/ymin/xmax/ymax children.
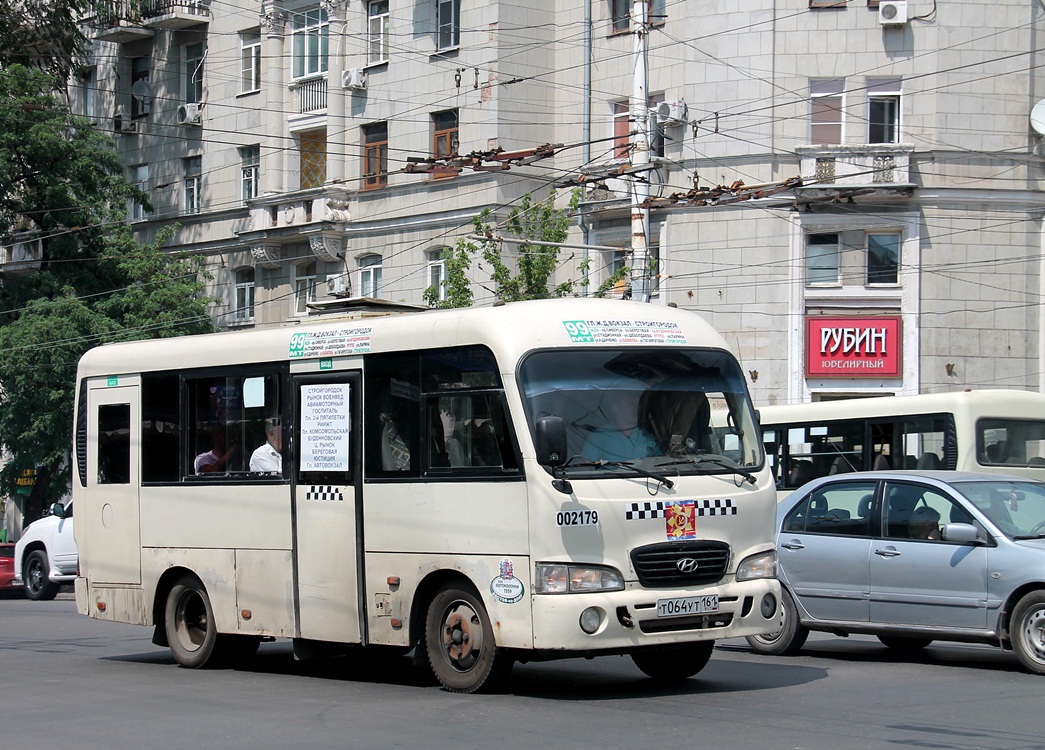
<box><xmin>319</xmin><ymin>0</ymin><xmax>349</xmax><ymax>20</ymax></box>
<box><xmin>324</xmin><ymin>197</ymin><xmax>351</xmax><ymax>223</ymax></box>
<box><xmin>261</xmin><ymin>7</ymin><xmax>287</xmax><ymax>36</ymax></box>
<box><xmin>251</xmin><ymin>244</ymin><xmax>282</xmax><ymax>269</ymax></box>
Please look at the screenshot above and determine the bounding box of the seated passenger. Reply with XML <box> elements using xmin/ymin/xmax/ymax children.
<box><xmin>195</xmin><ymin>427</ymin><xmax>235</xmax><ymax>474</ymax></box>
<box><xmin>909</xmin><ymin>506</ymin><xmax>941</xmax><ymax>540</ymax></box>
<box><xmin>249</xmin><ymin>417</ymin><xmax>283</xmax><ymax>473</ymax></box>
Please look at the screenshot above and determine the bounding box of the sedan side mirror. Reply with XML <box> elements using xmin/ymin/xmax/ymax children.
<box><xmin>941</xmin><ymin>522</ymin><xmax>981</xmax><ymax>544</ymax></box>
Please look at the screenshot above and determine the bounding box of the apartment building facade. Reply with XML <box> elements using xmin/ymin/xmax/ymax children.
<box><xmin>64</xmin><ymin>0</ymin><xmax>1045</xmax><ymax>405</ymax></box>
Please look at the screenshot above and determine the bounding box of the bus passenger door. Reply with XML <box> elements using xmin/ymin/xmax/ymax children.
<box><xmin>84</xmin><ymin>379</ymin><xmax>142</xmax><ymax>585</ymax></box>
<box><xmin>293</xmin><ymin>373</ymin><xmax>364</xmax><ymax>644</ymax></box>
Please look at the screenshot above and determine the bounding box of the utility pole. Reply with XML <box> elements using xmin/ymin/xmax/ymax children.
<box><xmin>629</xmin><ymin>0</ymin><xmax>651</xmax><ymax>303</ymax></box>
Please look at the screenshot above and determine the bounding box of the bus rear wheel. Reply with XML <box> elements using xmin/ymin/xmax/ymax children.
<box><xmin>631</xmin><ymin>641</ymin><xmax>715</xmax><ymax>681</ymax></box>
<box><xmin>424</xmin><ymin>585</ymin><xmax>512</xmax><ymax>693</ymax></box>
<box><xmin>165</xmin><ymin>576</ymin><xmax>220</xmax><ymax>668</ymax></box>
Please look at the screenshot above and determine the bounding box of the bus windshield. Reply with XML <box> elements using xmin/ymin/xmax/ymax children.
<box><xmin>519</xmin><ymin>348</ymin><xmax>763</xmax><ymax>476</ymax></box>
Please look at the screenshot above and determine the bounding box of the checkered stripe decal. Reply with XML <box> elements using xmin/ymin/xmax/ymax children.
<box><xmin>625</xmin><ymin>499</ymin><xmax>736</xmax><ymax>519</ymax></box>
<box><xmin>625</xmin><ymin>502</ymin><xmax>666</xmax><ymax>520</ymax></box>
<box><xmin>306</xmin><ymin>486</ymin><xmax>344</xmax><ymax>502</ymax></box>
<box><xmin>696</xmin><ymin>498</ymin><xmax>736</xmax><ymax>516</ymax></box>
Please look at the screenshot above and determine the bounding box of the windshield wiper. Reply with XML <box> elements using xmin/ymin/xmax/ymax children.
<box><xmin>562</xmin><ymin>457</ymin><xmax>675</xmax><ymax>489</ymax></box>
<box><xmin>657</xmin><ymin>454</ymin><xmax>757</xmax><ymax>485</ymax></box>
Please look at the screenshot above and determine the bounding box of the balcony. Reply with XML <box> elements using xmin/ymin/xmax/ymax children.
<box><xmin>290</xmin><ymin>76</ymin><xmax>328</xmax><ymax>115</ymax></box>
<box><xmin>0</xmin><ymin>237</ymin><xmax>42</xmax><ymax>275</ymax></box>
<box><xmin>796</xmin><ymin>144</ymin><xmax>915</xmax><ymax>200</ymax></box>
<box><xmin>90</xmin><ymin>0</ymin><xmax>208</xmax><ymax>42</ymax></box>
<box><xmin>238</xmin><ymin>188</ymin><xmax>353</xmax><ymax>267</ymax></box>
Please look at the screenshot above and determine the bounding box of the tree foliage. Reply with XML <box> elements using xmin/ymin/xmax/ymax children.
<box><xmin>0</xmin><ymin>66</ymin><xmax>214</xmax><ymax>522</ymax></box>
<box><xmin>425</xmin><ymin>190</ymin><xmax>595</xmax><ymax>308</ymax></box>
<box><xmin>0</xmin><ymin>0</ymin><xmax>89</xmax><ymax>84</ymax></box>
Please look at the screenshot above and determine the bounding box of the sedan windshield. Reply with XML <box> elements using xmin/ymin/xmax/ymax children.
<box><xmin>519</xmin><ymin>348</ymin><xmax>762</xmax><ymax>477</ymax></box>
<box><xmin>952</xmin><ymin>480</ymin><xmax>1045</xmax><ymax>539</ymax></box>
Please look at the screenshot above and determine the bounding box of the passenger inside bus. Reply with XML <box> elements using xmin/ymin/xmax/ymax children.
<box><xmin>249</xmin><ymin>417</ymin><xmax>283</xmax><ymax>474</ymax></box>
<box><xmin>194</xmin><ymin>426</ymin><xmax>235</xmax><ymax>474</ymax></box>
<box><xmin>579</xmin><ymin>389</ymin><xmax>658</xmax><ymax>461</ymax></box>
<box><xmin>639</xmin><ymin>389</ymin><xmax>711</xmax><ymax>456</ymax></box>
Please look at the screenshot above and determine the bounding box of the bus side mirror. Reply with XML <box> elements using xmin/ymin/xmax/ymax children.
<box><xmin>535</xmin><ymin>416</ymin><xmax>568</xmax><ymax>468</ymax></box>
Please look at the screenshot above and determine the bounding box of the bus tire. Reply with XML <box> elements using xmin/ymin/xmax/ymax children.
<box><xmin>424</xmin><ymin>585</ymin><xmax>513</xmax><ymax>693</ymax></box>
<box><xmin>1011</xmin><ymin>591</ymin><xmax>1045</xmax><ymax>675</ymax></box>
<box><xmin>23</xmin><ymin>550</ymin><xmax>60</xmax><ymax>601</ymax></box>
<box><xmin>631</xmin><ymin>641</ymin><xmax>715</xmax><ymax>681</ymax></box>
<box><xmin>165</xmin><ymin>576</ymin><xmax>220</xmax><ymax>669</ymax></box>
<box><xmin>745</xmin><ymin>586</ymin><xmax>808</xmax><ymax>656</ymax></box>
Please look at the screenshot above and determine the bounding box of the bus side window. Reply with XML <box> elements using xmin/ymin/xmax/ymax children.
<box><xmin>98</xmin><ymin>404</ymin><xmax>131</xmax><ymax>485</ymax></box>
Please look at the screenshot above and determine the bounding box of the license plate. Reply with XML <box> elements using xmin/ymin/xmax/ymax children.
<box><xmin>656</xmin><ymin>595</ymin><xmax>719</xmax><ymax>618</ymax></box>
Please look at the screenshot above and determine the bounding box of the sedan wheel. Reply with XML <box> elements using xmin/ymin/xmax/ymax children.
<box><xmin>1012</xmin><ymin>591</ymin><xmax>1045</xmax><ymax>675</ymax></box>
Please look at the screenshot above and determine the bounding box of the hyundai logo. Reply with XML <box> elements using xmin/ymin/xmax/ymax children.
<box><xmin>676</xmin><ymin>558</ymin><xmax>699</xmax><ymax>573</ymax></box>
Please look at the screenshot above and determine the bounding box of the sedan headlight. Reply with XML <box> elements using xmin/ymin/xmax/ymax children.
<box><xmin>735</xmin><ymin>550</ymin><xmax>777</xmax><ymax>581</ymax></box>
<box><xmin>534</xmin><ymin>563</ymin><xmax>625</xmax><ymax>594</ymax></box>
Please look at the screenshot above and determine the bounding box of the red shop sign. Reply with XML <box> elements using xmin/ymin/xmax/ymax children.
<box><xmin>806</xmin><ymin>316</ymin><xmax>902</xmax><ymax>377</ymax></box>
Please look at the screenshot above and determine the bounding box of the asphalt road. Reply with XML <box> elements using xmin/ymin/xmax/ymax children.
<box><xmin>2</xmin><ymin>590</ymin><xmax>1041</xmax><ymax>750</ymax></box>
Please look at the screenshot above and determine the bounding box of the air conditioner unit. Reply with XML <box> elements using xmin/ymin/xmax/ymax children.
<box><xmin>177</xmin><ymin>102</ymin><xmax>203</xmax><ymax>126</ymax></box>
<box><xmin>878</xmin><ymin>1</ymin><xmax>907</xmax><ymax>26</ymax></box>
<box><xmin>113</xmin><ymin>107</ymin><xmax>136</xmax><ymax>133</ymax></box>
<box><xmin>326</xmin><ymin>273</ymin><xmax>350</xmax><ymax>296</ymax></box>
<box><xmin>656</xmin><ymin>99</ymin><xmax>688</xmax><ymax>125</ymax></box>
<box><xmin>342</xmin><ymin>67</ymin><xmax>367</xmax><ymax>91</ymax></box>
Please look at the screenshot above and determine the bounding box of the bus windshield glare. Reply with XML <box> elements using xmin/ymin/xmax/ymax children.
<box><xmin>519</xmin><ymin>348</ymin><xmax>763</xmax><ymax>474</ymax></box>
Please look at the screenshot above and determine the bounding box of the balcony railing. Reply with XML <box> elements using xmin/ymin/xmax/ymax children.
<box><xmin>290</xmin><ymin>76</ymin><xmax>328</xmax><ymax>115</ymax></box>
<box><xmin>90</xmin><ymin>0</ymin><xmax>208</xmax><ymax>39</ymax></box>
<box><xmin>797</xmin><ymin>144</ymin><xmax>914</xmax><ymax>189</ymax></box>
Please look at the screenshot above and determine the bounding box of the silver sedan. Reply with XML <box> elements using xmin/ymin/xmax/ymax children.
<box><xmin>748</xmin><ymin>471</ymin><xmax>1045</xmax><ymax>674</ymax></box>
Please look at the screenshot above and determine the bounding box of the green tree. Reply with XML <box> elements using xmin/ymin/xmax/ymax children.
<box><xmin>425</xmin><ymin>190</ymin><xmax>600</xmax><ymax>308</ymax></box>
<box><xmin>0</xmin><ymin>0</ymin><xmax>89</xmax><ymax>84</ymax></box>
<box><xmin>0</xmin><ymin>66</ymin><xmax>215</xmax><ymax>523</ymax></box>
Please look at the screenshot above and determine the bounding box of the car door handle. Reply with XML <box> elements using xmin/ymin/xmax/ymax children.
<box><xmin>780</xmin><ymin>540</ymin><xmax>805</xmax><ymax>551</ymax></box>
<box><xmin>874</xmin><ymin>547</ymin><xmax>902</xmax><ymax>557</ymax></box>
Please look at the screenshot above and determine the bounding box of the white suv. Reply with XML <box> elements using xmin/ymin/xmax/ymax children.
<box><xmin>14</xmin><ymin>501</ymin><xmax>77</xmax><ymax>601</ymax></box>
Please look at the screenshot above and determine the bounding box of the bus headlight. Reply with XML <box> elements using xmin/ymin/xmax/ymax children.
<box><xmin>735</xmin><ymin>550</ymin><xmax>777</xmax><ymax>581</ymax></box>
<box><xmin>534</xmin><ymin>563</ymin><xmax>625</xmax><ymax>594</ymax></box>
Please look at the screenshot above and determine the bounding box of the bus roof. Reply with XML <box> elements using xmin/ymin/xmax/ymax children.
<box><xmin>77</xmin><ymin>298</ymin><xmax>732</xmax><ymax>378</ymax></box>
<box><xmin>758</xmin><ymin>389</ymin><xmax>1045</xmax><ymax>423</ymax></box>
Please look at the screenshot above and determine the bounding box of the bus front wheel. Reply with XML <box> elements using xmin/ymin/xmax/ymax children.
<box><xmin>424</xmin><ymin>585</ymin><xmax>513</xmax><ymax>693</ymax></box>
<box><xmin>165</xmin><ymin>576</ymin><xmax>219</xmax><ymax>668</ymax></box>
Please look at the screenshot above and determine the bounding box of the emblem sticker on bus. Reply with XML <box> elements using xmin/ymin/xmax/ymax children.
<box><xmin>490</xmin><ymin>558</ymin><xmax>525</xmax><ymax>604</ymax></box>
<box><xmin>561</xmin><ymin>319</ymin><xmax>687</xmax><ymax>345</ymax></box>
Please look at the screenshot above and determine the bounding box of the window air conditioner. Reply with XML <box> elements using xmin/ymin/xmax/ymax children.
<box><xmin>113</xmin><ymin>107</ymin><xmax>136</xmax><ymax>133</ymax></box>
<box><xmin>342</xmin><ymin>68</ymin><xmax>368</xmax><ymax>91</ymax></box>
<box><xmin>878</xmin><ymin>1</ymin><xmax>907</xmax><ymax>26</ymax></box>
<box><xmin>177</xmin><ymin>102</ymin><xmax>203</xmax><ymax>126</ymax></box>
<box><xmin>656</xmin><ymin>99</ymin><xmax>688</xmax><ymax>125</ymax></box>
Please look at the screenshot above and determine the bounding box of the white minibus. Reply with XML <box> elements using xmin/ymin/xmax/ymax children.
<box><xmin>760</xmin><ymin>390</ymin><xmax>1045</xmax><ymax>494</ymax></box>
<box><xmin>73</xmin><ymin>298</ymin><xmax>779</xmax><ymax>692</ymax></box>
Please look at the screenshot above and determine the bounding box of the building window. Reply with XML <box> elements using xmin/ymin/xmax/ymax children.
<box><xmin>867</xmin><ymin>78</ymin><xmax>901</xmax><ymax>144</ymax></box>
<box><xmin>363</xmin><ymin>122</ymin><xmax>388</xmax><ymax>189</ymax></box>
<box><xmin>432</xmin><ymin>109</ymin><xmax>458</xmax><ymax>179</ymax></box>
<box><xmin>292</xmin><ymin>8</ymin><xmax>329</xmax><ymax>78</ymax></box>
<box><xmin>295</xmin><ymin>262</ymin><xmax>317</xmax><ymax>314</ymax></box>
<box><xmin>359</xmin><ymin>254</ymin><xmax>382</xmax><ymax>298</ymax></box>
<box><xmin>806</xmin><ymin>232</ymin><xmax>840</xmax><ymax>285</ymax></box>
<box><xmin>130</xmin><ymin>57</ymin><xmax>150</xmax><ymax>119</ymax></box>
<box><xmin>240</xmin><ymin>145</ymin><xmax>260</xmax><ymax>204</ymax></box>
<box><xmin>129</xmin><ymin>164</ymin><xmax>149</xmax><ymax>222</ymax></box>
<box><xmin>183</xmin><ymin>156</ymin><xmax>202</xmax><ymax>214</ymax></box>
<box><xmin>610</xmin><ymin>0</ymin><xmax>664</xmax><ymax>33</ymax></box>
<box><xmin>613</xmin><ymin>101</ymin><xmax>630</xmax><ymax>159</ymax></box>
<box><xmin>234</xmin><ymin>268</ymin><xmax>256</xmax><ymax>322</ymax></box>
<box><xmin>867</xmin><ymin>233</ymin><xmax>900</xmax><ymax>284</ymax></box>
<box><xmin>810</xmin><ymin>79</ymin><xmax>844</xmax><ymax>145</ymax></box>
<box><xmin>436</xmin><ymin>0</ymin><xmax>459</xmax><ymax>50</ymax></box>
<box><xmin>427</xmin><ymin>249</ymin><xmax>447</xmax><ymax>301</ymax></box>
<box><xmin>81</xmin><ymin>68</ymin><xmax>98</xmax><ymax>122</ymax></box>
<box><xmin>368</xmin><ymin>0</ymin><xmax>389</xmax><ymax>64</ymax></box>
<box><xmin>241</xmin><ymin>30</ymin><xmax>262</xmax><ymax>93</ymax></box>
<box><xmin>183</xmin><ymin>43</ymin><xmax>204</xmax><ymax>104</ymax></box>
<box><xmin>299</xmin><ymin>130</ymin><xmax>327</xmax><ymax>189</ymax></box>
